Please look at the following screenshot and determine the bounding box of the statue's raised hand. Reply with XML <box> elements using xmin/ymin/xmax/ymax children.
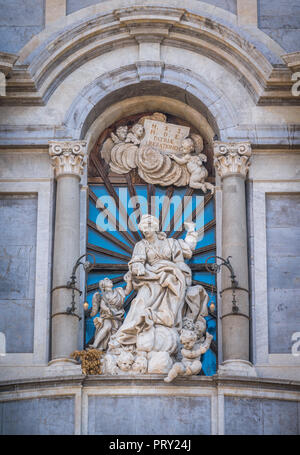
<box><xmin>184</xmin><ymin>221</ymin><xmax>196</xmax><ymax>233</ymax></box>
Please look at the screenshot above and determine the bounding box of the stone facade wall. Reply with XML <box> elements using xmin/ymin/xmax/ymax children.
<box><xmin>0</xmin><ymin>378</ymin><xmax>299</xmax><ymax>435</ymax></box>
<box><xmin>0</xmin><ymin>195</ymin><xmax>37</xmax><ymax>353</ymax></box>
<box><xmin>258</xmin><ymin>0</ymin><xmax>300</xmax><ymax>52</ymax></box>
<box><xmin>88</xmin><ymin>395</ymin><xmax>211</xmax><ymax>435</ymax></box>
<box><xmin>224</xmin><ymin>396</ymin><xmax>300</xmax><ymax>435</ymax></box>
<box><xmin>0</xmin><ymin>396</ymin><xmax>75</xmax><ymax>435</ymax></box>
<box><xmin>266</xmin><ymin>194</ymin><xmax>300</xmax><ymax>354</ymax></box>
<box><xmin>0</xmin><ymin>0</ymin><xmax>299</xmax><ymax>436</ymax></box>
<box><xmin>2</xmin><ymin>1</ymin><xmax>300</xmax><ymax>55</ymax></box>
<box><xmin>66</xmin><ymin>0</ymin><xmax>237</xmax><ymax>16</ymax></box>
<box><xmin>67</xmin><ymin>0</ymin><xmax>105</xmax><ymax>15</ymax></box>
<box><xmin>0</xmin><ymin>0</ymin><xmax>45</xmax><ymax>54</ymax></box>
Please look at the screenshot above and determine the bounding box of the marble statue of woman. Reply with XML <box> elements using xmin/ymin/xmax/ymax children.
<box><xmin>107</xmin><ymin>214</ymin><xmax>198</xmax><ymax>372</ymax></box>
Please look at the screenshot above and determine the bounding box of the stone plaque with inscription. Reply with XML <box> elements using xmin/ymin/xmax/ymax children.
<box><xmin>141</xmin><ymin>119</ymin><xmax>190</xmax><ymax>155</ymax></box>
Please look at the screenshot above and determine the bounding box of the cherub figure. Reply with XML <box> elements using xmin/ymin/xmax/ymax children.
<box><xmin>89</xmin><ymin>277</ymin><xmax>130</xmax><ymax>350</ymax></box>
<box><xmin>164</xmin><ymin>328</ymin><xmax>213</xmax><ymax>383</ymax></box>
<box><xmin>132</xmin><ymin>353</ymin><xmax>148</xmax><ymax>374</ymax></box>
<box><xmin>111</xmin><ymin>125</ymin><xmax>128</xmax><ymax>144</ymax></box>
<box><xmin>170</xmin><ymin>136</ymin><xmax>214</xmax><ymax>193</ymax></box>
<box><xmin>125</xmin><ymin>123</ymin><xmax>144</xmax><ymax>145</ymax></box>
<box><xmin>116</xmin><ymin>350</ymin><xmax>135</xmax><ymax>372</ymax></box>
<box><xmin>100</xmin><ymin>126</ymin><xmax>129</xmax><ymax>164</ymax></box>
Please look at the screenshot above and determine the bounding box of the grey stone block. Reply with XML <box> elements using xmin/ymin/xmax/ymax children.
<box><xmin>266</xmin><ymin>194</ymin><xmax>300</xmax><ymax>354</ymax></box>
<box><xmin>267</xmin><ymin>288</ymin><xmax>300</xmax><ymax>354</ymax></box>
<box><xmin>0</xmin><ymin>196</ymin><xmax>37</xmax><ymax>353</ymax></box>
<box><xmin>225</xmin><ymin>397</ymin><xmax>263</xmax><ymax>435</ymax></box>
<box><xmin>88</xmin><ymin>395</ymin><xmax>211</xmax><ymax>435</ymax></box>
<box><xmin>0</xmin><ymin>26</ymin><xmax>44</xmax><ymax>54</ymax></box>
<box><xmin>266</xmin><ymin>194</ymin><xmax>300</xmax><ymax>228</ymax></box>
<box><xmin>67</xmin><ymin>0</ymin><xmax>106</xmax><ymax>15</ymax></box>
<box><xmin>258</xmin><ymin>0</ymin><xmax>300</xmax><ymax>29</ymax></box>
<box><xmin>258</xmin><ymin>0</ymin><xmax>300</xmax><ymax>52</ymax></box>
<box><xmin>197</xmin><ymin>0</ymin><xmax>237</xmax><ymax>14</ymax></box>
<box><xmin>0</xmin><ymin>0</ymin><xmax>44</xmax><ymax>26</ymax></box>
<box><xmin>66</xmin><ymin>0</ymin><xmax>237</xmax><ymax>16</ymax></box>
<box><xmin>0</xmin><ymin>397</ymin><xmax>75</xmax><ymax>435</ymax></box>
<box><xmin>0</xmin><ymin>0</ymin><xmax>45</xmax><ymax>53</ymax></box>
<box><xmin>225</xmin><ymin>397</ymin><xmax>299</xmax><ymax>435</ymax></box>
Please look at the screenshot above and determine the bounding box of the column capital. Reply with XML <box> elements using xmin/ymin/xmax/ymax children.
<box><xmin>49</xmin><ymin>140</ymin><xmax>87</xmax><ymax>178</ymax></box>
<box><xmin>213</xmin><ymin>141</ymin><xmax>252</xmax><ymax>179</ymax></box>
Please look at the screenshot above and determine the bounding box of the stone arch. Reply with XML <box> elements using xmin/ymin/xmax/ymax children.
<box><xmin>64</xmin><ymin>64</ymin><xmax>237</xmax><ymax>145</ymax></box>
<box><xmin>5</xmin><ymin>2</ymin><xmax>291</xmax><ymax>107</ymax></box>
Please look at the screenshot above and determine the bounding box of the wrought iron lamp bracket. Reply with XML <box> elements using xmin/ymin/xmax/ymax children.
<box><xmin>205</xmin><ymin>255</ymin><xmax>239</xmax><ymax>313</ymax></box>
<box><xmin>66</xmin><ymin>253</ymin><xmax>96</xmax><ymax>316</ymax></box>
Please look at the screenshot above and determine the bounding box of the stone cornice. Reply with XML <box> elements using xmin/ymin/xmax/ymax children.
<box><xmin>1</xmin><ymin>373</ymin><xmax>300</xmax><ymax>394</ymax></box>
<box><xmin>49</xmin><ymin>141</ymin><xmax>87</xmax><ymax>178</ymax></box>
<box><xmin>0</xmin><ymin>7</ymin><xmax>298</xmax><ymax>106</ymax></box>
<box><xmin>214</xmin><ymin>141</ymin><xmax>252</xmax><ymax>178</ymax></box>
<box><xmin>281</xmin><ymin>52</ymin><xmax>300</xmax><ymax>72</ymax></box>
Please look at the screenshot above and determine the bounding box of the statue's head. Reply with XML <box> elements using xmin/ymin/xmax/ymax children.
<box><xmin>180</xmin><ymin>329</ymin><xmax>197</xmax><ymax>350</ymax></box>
<box><xmin>132</xmin><ymin>354</ymin><xmax>148</xmax><ymax>374</ymax></box>
<box><xmin>132</xmin><ymin>123</ymin><xmax>144</xmax><ymax>139</ymax></box>
<box><xmin>99</xmin><ymin>277</ymin><xmax>113</xmax><ymax>291</ymax></box>
<box><xmin>117</xmin><ymin>351</ymin><xmax>134</xmax><ymax>372</ymax></box>
<box><xmin>116</xmin><ymin>125</ymin><xmax>128</xmax><ymax>141</ymax></box>
<box><xmin>180</xmin><ymin>137</ymin><xmax>194</xmax><ymax>154</ymax></box>
<box><xmin>194</xmin><ymin>317</ymin><xmax>207</xmax><ymax>338</ymax></box>
<box><xmin>182</xmin><ymin>317</ymin><xmax>194</xmax><ymax>331</ymax></box>
<box><xmin>138</xmin><ymin>214</ymin><xmax>160</xmax><ymax>237</ymax></box>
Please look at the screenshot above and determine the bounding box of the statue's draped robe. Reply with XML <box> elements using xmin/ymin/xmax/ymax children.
<box><xmin>92</xmin><ymin>288</ymin><xmax>125</xmax><ymax>350</ymax></box>
<box><xmin>113</xmin><ymin>236</ymin><xmax>193</xmax><ymax>347</ymax></box>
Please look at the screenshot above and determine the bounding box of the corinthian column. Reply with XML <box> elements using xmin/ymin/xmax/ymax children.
<box><xmin>48</xmin><ymin>141</ymin><xmax>87</xmax><ymax>365</ymax></box>
<box><xmin>214</xmin><ymin>141</ymin><xmax>256</xmax><ymax>376</ymax></box>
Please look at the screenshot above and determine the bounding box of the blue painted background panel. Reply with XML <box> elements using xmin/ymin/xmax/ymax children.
<box><xmin>86</xmin><ymin>184</ymin><xmax>217</xmax><ymax>374</ymax></box>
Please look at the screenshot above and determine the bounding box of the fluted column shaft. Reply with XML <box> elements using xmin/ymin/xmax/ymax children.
<box><xmin>214</xmin><ymin>142</ymin><xmax>254</xmax><ymax>372</ymax></box>
<box><xmin>49</xmin><ymin>141</ymin><xmax>87</xmax><ymax>362</ymax></box>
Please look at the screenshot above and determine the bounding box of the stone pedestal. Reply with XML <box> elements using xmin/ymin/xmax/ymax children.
<box><xmin>49</xmin><ymin>141</ymin><xmax>87</xmax><ymax>365</ymax></box>
<box><xmin>214</xmin><ymin>141</ymin><xmax>256</xmax><ymax>377</ymax></box>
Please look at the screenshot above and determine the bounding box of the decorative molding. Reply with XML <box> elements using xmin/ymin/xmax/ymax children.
<box><xmin>281</xmin><ymin>52</ymin><xmax>300</xmax><ymax>72</ymax></box>
<box><xmin>213</xmin><ymin>141</ymin><xmax>252</xmax><ymax>178</ymax></box>
<box><xmin>0</xmin><ymin>7</ymin><xmax>298</xmax><ymax>106</ymax></box>
<box><xmin>49</xmin><ymin>141</ymin><xmax>87</xmax><ymax>178</ymax></box>
<box><xmin>0</xmin><ymin>52</ymin><xmax>18</xmax><ymax>76</ymax></box>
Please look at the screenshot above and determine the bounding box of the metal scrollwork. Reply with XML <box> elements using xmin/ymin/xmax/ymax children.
<box><xmin>205</xmin><ymin>255</ymin><xmax>239</xmax><ymax>313</ymax></box>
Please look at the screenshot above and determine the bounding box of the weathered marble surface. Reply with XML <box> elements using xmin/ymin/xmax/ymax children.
<box><xmin>258</xmin><ymin>0</ymin><xmax>300</xmax><ymax>52</ymax></box>
<box><xmin>0</xmin><ymin>397</ymin><xmax>75</xmax><ymax>435</ymax></box>
<box><xmin>0</xmin><ymin>0</ymin><xmax>45</xmax><ymax>54</ymax></box>
<box><xmin>0</xmin><ymin>195</ymin><xmax>37</xmax><ymax>353</ymax></box>
<box><xmin>266</xmin><ymin>194</ymin><xmax>300</xmax><ymax>354</ymax></box>
<box><xmin>88</xmin><ymin>395</ymin><xmax>211</xmax><ymax>435</ymax></box>
<box><xmin>224</xmin><ymin>397</ymin><xmax>300</xmax><ymax>435</ymax></box>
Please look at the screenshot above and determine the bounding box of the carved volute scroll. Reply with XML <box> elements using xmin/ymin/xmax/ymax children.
<box><xmin>49</xmin><ymin>141</ymin><xmax>87</xmax><ymax>178</ymax></box>
<box><xmin>213</xmin><ymin>141</ymin><xmax>252</xmax><ymax>179</ymax></box>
